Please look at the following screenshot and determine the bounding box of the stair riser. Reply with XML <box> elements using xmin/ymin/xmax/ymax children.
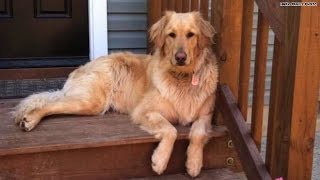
<box><xmin>0</xmin><ymin>137</ymin><xmax>241</xmax><ymax>179</ymax></box>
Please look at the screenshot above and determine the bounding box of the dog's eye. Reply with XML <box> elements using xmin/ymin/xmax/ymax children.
<box><xmin>169</xmin><ymin>32</ymin><xmax>176</xmax><ymax>38</ymax></box>
<box><xmin>186</xmin><ymin>32</ymin><xmax>195</xmax><ymax>38</ymax></box>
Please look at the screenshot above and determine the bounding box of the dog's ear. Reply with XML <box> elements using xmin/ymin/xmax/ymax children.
<box><xmin>149</xmin><ymin>11</ymin><xmax>174</xmax><ymax>50</ymax></box>
<box><xmin>193</xmin><ymin>12</ymin><xmax>216</xmax><ymax>49</ymax></box>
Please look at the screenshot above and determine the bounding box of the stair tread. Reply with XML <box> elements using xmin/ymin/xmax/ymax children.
<box><xmin>131</xmin><ymin>168</ymin><xmax>240</xmax><ymax>180</ymax></box>
<box><xmin>0</xmin><ymin>99</ymin><xmax>227</xmax><ymax>156</ymax></box>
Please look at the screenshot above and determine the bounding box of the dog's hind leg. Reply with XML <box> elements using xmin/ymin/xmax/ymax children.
<box><xmin>18</xmin><ymin>97</ymin><xmax>106</xmax><ymax>131</ymax></box>
<box><xmin>131</xmin><ymin>111</ymin><xmax>177</xmax><ymax>175</ymax></box>
<box><xmin>186</xmin><ymin>114</ymin><xmax>212</xmax><ymax>177</ymax></box>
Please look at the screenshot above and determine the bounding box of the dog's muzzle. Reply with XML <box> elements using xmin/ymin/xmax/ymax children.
<box><xmin>175</xmin><ymin>50</ymin><xmax>187</xmax><ymax>66</ymax></box>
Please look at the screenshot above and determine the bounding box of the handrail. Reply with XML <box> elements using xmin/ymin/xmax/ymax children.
<box><xmin>254</xmin><ymin>0</ymin><xmax>284</xmax><ymax>41</ymax></box>
<box><xmin>218</xmin><ymin>85</ymin><xmax>272</xmax><ymax>180</ymax></box>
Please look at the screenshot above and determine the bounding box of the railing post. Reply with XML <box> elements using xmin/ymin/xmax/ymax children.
<box><xmin>147</xmin><ymin>0</ymin><xmax>162</xmax><ymax>53</ymax></box>
<box><xmin>238</xmin><ymin>0</ymin><xmax>254</xmax><ymax>120</ymax></box>
<box><xmin>266</xmin><ymin>3</ymin><xmax>320</xmax><ymax>179</ymax></box>
<box><xmin>211</xmin><ymin>0</ymin><xmax>243</xmax><ymax>100</ymax></box>
<box><xmin>251</xmin><ymin>11</ymin><xmax>269</xmax><ymax>151</ymax></box>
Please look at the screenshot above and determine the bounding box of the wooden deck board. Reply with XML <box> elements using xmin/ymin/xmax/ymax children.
<box><xmin>0</xmin><ymin>100</ymin><xmax>180</xmax><ymax>156</ymax></box>
<box><xmin>0</xmin><ymin>99</ymin><xmax>241</xmax><ymax>179</ymax></box>
<box><xmin>131</xmin><ymin>168</ymin><xmax>239</xmax><ymax>180</ymax></box>
<box><xmin>0</xmin><ymin>99</ymin><xmax>226</xmax><ymax>156</ymax></box>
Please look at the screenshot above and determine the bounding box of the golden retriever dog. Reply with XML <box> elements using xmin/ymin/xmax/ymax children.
<box><xmin>14</xmin><ymin>11</ymin><xmax>218</xmax><ymax>177</ymax></box>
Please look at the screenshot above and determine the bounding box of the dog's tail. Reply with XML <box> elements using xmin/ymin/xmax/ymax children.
<box><xmin>14</xmin><ymin>90</ymin><xmax>64</xmax><ymax>124</ymax></box>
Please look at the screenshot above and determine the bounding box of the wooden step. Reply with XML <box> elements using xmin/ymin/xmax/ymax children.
<box><xmin>0</xmin><ymin>99</ymin><xmax>242</xmax><ymax>179</ymax></box>
<box><xmin>130</xmin><ymin>168</ymin><xmax>240</xmax><ymax>180</ymax></box>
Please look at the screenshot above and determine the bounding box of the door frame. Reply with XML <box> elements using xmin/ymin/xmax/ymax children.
<box><xmin>89</xmin><ymin>0</ymin><xmax>108</xmax><ymax>60</ymax></box>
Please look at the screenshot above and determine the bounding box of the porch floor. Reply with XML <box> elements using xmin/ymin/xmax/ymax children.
<box><xmin>0</xmin><ymin>99</ymin><xmax>241</xmax><ymax>179</ymax></box>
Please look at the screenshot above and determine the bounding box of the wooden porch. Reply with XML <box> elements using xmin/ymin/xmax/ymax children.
<box><xmin>0</xmin><ymin>0</ymin><xmax>319</xmax><ymax>179</ymax></box>
<box><xmin>0</xmin><ymin>98</ymin><xmax>242</xmax><ymax>179</ymax></box>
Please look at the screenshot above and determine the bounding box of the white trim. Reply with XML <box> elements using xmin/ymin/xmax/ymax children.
<box><xmin>89</xmin><ymin>0</ymin><xmax>108</xmax><ymax>60</ymax></box>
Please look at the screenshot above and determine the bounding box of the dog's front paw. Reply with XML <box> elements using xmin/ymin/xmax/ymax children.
<box><xmin>186</xmin><ymin>145</ymin><xmax>203</xmax><ymax>177</ymax></box>
<box><xmin>151</xmin><ymin>147</ymin><xmax>170</xmax><ymax>175</ymax></box>
<box><xmin>186</xmin><ymin>156</ymin><xmax>202</xmax><ymax>177</ymax></box>
<box><xmin>17</xmin><ymin>113</ymin><xmax>40</xmax><ymax>132</ymax></box>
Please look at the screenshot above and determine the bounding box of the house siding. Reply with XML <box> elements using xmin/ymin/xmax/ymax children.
<box><xmin>107</xmin><ymin>0</ymin><xmax>147</xmax><ymax>54</ymax></box>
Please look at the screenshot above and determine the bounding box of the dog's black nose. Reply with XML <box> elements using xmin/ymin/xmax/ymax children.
<box><xmin>175</xmin><ymin>51</ymin><xmax>187</xmax><ymax>65</ymax></box>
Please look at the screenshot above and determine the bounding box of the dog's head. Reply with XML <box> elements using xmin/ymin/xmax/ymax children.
<box><xmin>150</xmin><ymin>11</ymin><xmax>215</xmax><ymax>72</ymax></box>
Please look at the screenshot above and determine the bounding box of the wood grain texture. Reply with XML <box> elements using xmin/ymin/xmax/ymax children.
<box><xmin>0</xmin><ymin>100</ymin><xmax>223</xmax><ymax>156</ymax></box>
<box><xmin>286</xmin><ymin>3</ymin><xmax>320</xmax><ymax>180</ymax></box>
<box><xmin>148</xmin><ymin>0</ymin><xmax>162</xmax><ymax>26</ymax></box>
<box><xmin>265</xmin><ymin>37</ymin><xmax>281</xmax><ymax>177</ymax></box>
<box><xmin>175</xmin><ymin>0</ymin><xmax>183</xmax><ymax>12</ymax></box>
<box><xmin>0</xmin><ymin>67</ymin><xmax>75</xmax><ymax>80</ymax></box>
<box><xmin>200</xmin><ymin>0</ymin><xmax>208</xmax><ymax>20</ymax></box>
<box><xmin>254</xmin><ymin>0</ymin><xmax>284</xmax><ymax>41</ymax></box>
<box><xmin>191</xmin><ymin>0</ymin><xmax>199</xmax><ymax>11</ymax></box>
<box><xmin>238</xmin><ymin>0</ymin><xmax>254</xmax><ymax>120</ymax></box>
<box><xmin>147</xmin><ymin>0</ymin><xmax>162</xmax><ymax>52</ymax></box>
<box><xmin>182</xmin><ymin>0</ymin><xmax>190</xmax><ymax>12</ymax></box>
<box><xmin>0</xmin><ymin>99</ymin><xmax>242</xmax><ymax>179</ymax></box>
<box><xmin>131</xmin><ymin>168</ymin><xmax>239</xmax><ymax>180</ymax></box>
<box><xmin>167</xmin><ymin>0</ymin><xmax>175</xmax><ymax>11</ymax></box>
<box><xmin>251</xmin><ymin>11</ymin><xmax>269</xmax><ymax>151</ymax></box>
<box><xmin>211</xmin><ymin>0</ymin><xmax>243</xmax><ymax>100</ymax></box>
<box><xmin>266</xmin><ymin>2</ymin><xmax>320</xmax><ymax>179</ymax></box>
<box><xmin>161</xmin><ymin>0</ymin><xmax>167</xmax><ymax>13</ymax></box>
<box><xmin>0</xmin><ymin>140</ymin><xmax>240</xmax><ymax>180</ymax></box>
<box><xmin>217</xmin><ymin>85</ymin><xmax>271</xmax><ymax>180</ymax></box>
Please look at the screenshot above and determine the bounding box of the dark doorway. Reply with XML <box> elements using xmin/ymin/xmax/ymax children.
<box><xmin>0</xmin><ymin>0</ymin><xmax>89</xmax><ymax>68</ymax></box>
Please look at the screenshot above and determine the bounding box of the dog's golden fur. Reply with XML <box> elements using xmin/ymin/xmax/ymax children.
<box><xmin>14</xmin><ymin>11</ymin><xmax>218</xmax><ymax>177</ymax></box>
